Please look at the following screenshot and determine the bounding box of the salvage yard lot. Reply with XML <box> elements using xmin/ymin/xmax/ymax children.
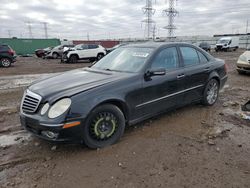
<box><xmin>0</xmin><ymin>50</ymin><xmax>249</xmax><ymax>188</ymax></box>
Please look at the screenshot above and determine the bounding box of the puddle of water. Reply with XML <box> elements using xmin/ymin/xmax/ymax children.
<box><xmin>0</xmin><ymin>132</ymin><xmax>31</xmax><ymax>147</ymax></box>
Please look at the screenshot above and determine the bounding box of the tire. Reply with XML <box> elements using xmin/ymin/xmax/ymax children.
<box><xmin>202</xmin><ymin>79</ymin><xmax>219</xmax><ymax>106</ymax></box>
<box><xmin>97</xmin><ymin>53</ymin><xmax>104</xmax><ymax>61</ymax></box>
<box><xmin>0</xmin><ymin>58</ymin><xmax>12</xmax><ymax>68</ymax></box>
<box><xmin>52</xmin><ymin>52</ymin><xmax>59</xmax><ymax>59</ymax></box>
<box><xmin>237</xmin><ymin>70</ymin><xmax>245</xmax><ymax>74</ymax></box>
<box><xmin>82</xmin><ymin>104</ymin><xmax>125</xmax><ymax>149</ymax></box>
<box><xmin>89</xmin><ymin>58</ymin><xmax>96</xmax><ymax>63</ymax></box>
<box><xmin>69</xmin><ymin>55</ymin><xmax>78</xmax><ymax>63</ymax></box>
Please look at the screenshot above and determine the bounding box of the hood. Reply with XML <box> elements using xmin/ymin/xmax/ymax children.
<box><xmin>29</xmin><ymin>68</ymin><xmax>130</xmax><ymax>100</ymax></box>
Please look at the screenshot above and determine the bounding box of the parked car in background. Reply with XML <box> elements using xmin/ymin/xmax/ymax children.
<box><xmin>61</xmin><ymin>44</ymin><xmax>106</xmax><ymax>63</ymax></box>
<box><xmin>20</xmin><ymin>42</ymin><xmax>227</xmax><ymax>148</ymax></box>
<box><xmin>35</xmin><ymin>47</ymin><xmax>53</xmax><ymax>58</ymax></box>
<box><xmin>236</xmin><ymin>51</ymin><xmax>250</xmax><ymax>74</ymax></box>
<box><xmin>0</xmin><ymin>44</ymin><xmax>16</xmax><ymax>68</ymax></box>
<box><xmin>199</xmin><ymin>42</ymin><xmax>211</xmax><ymax>52</ymax></box>
<box><xmin>46</xmin><ymin>44</ymin><xmax>74</xmax><ymax>59</ymax></box>
<box><xmin>215</xmin><ymin>37</ymin><xmax>239</xmax><ymax>52</ymax></box>
<box><xmin>106</xmin><ymin>43</ymin><xmax>128</xmax><ymax>53</ymax></box>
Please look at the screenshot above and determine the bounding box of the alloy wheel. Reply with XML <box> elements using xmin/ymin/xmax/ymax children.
<box><xmin>206</xmin><ymin>81</ymin><xmax>218</xmax><ymax>105</ymax></box>
<box><xmin>1</xmin><ymin>58</ymin><xmax>11</xmax><ymax>67</ymax></box>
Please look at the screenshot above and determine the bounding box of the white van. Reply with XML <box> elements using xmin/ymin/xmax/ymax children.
<box><xmin>215</xmin><ymin>37</ymin><xmax>239</xmax><ymax>52</ymax></box>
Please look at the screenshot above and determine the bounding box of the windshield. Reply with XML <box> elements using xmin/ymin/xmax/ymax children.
<box><xmin>92</xmin><ymin>47</ymin><xmax>153</xmax><ymax>73</ymax></box>
<box><xmin>218</xmin><ymin>39</ymin><xmax>229</xmax><ymax>44</ymax></box>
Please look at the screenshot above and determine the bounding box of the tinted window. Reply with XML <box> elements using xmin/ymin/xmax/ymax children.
<box><xmin>0</xmin><ymin>45</ymin><xmax>10</xmax><ymax>51</ymax></box>
<box><xmin>88</xmin><ymin>44</ymin><xmax>98</xmax><ymax>49</ymax></box>
<box><xmin>81</xmin><ymin>45</ymin><xmax>88</xmax><ymax>49</ymax></box>
<box><xmin>197</xmin><ymin>51</ymin><xmax>208</xmax><ymax>64</ymax></box>
<box><xmin>180</xmin><ymin>47</ymin><xmax>199</xmax><ymax>66</ymax></box>
<box><xmin>151</xmin><ymin>47</ymin><xmax>178</xmax><ymax>70</ymax></box>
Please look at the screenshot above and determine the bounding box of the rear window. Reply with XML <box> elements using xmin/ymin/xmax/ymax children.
<box><xmin>0</xmin><ymin>45</ymin><xmax>10</xmax><ymax>51</ymax></box>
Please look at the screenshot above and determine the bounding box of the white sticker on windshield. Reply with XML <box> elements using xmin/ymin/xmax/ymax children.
<box><xmin>132</xmin><ymin>52</ymin><xmax>149</xmax><ymax>58</ymax></box>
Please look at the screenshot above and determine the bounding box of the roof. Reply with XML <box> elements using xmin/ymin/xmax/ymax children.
<box><xmin>123</xmin><ymin>42</ymin><xmax>193</xmax><ymax>49</ymax></box>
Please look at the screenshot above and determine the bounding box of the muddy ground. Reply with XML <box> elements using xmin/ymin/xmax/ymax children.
<box><xmin>0</xmin><ymin>51</ymin><xmax>249</xmax><ymax>188</ymax></box>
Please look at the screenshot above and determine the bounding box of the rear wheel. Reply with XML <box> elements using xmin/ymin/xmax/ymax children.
<box><xmin>0</xmin><ymin>58</ymin><xmax>11</xmax><ymax>67</ymax></box>
<box><xmin>82</xmin><ymin>104</ymin><xmax>125</xmax><ymax>149</ymax></box>
<box><xmin>69</xmin><ymin>55</ymin><xmax>78</xmax><ymax>63</ymax></box>
<box><xmin>97</xmin><ymin>53</ymin><xmax>104</xmax><ymax>61</ymax></box>
<box><xmin>202</xmin><ymin>79</ymin><xmax>219</xmax><ymax>106</ymax></box>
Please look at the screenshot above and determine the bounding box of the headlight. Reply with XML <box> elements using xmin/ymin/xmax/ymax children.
<box><xmin>48</xmin><ymin>98</ymin><xmax>71</xmax><ymax>119</ymax></box>
<box><xmin>41</xmin><ymin>103</ymin><xmax>49</xmax><ymax>115</ymax></box>
<box><xmin>239</xmin><ymin>55</ymin><xmax>247</xmax><ymax>62</ymax></box>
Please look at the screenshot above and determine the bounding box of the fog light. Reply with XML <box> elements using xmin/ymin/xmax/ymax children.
<box><xmin>41</xmin><ymin>131</ymin><xmax>58</xmax><ymax>139</ymax></box>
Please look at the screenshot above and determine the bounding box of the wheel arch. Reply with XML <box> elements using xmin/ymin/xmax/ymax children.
<box><xmin>96</xmin><ymin>99</ymin><xmax>129</xmax><ymax>123</ymax></box>
<box><xmin>207</xmin><ymin>71</ymin><xmax>220</xmax><ymax>87</ymax></box>
<box><xmin>69</xmin><ymin>53</ymin><xmax>79</xmax><ymax>59</ymax></box>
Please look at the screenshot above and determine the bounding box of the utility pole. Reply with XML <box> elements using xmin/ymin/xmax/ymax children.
<box><xmin>246</xmin><ymin>19</ymin><xmax>249</xmax><ymax>48</ymax></box>
<box><xmin>87</xmin><ymin>32</ymin><xmax>89</xmax><ymax>41</ymax></box>
<box><xmin>142</xmin><ymin>0</ymin><xmax>155</xmax><ymax>40</ymax></box>
<box><xmin>41</xmin><ymin>22</ymin><xmax>48</xmax><ymax>39</ymax></box>
<box><xmin>152</xmin><ymin>24</ymin><xmax>156</xmax><ymax>41</ymax></box>
<box><xmin>163</xmin><ymin>0</ymin><xmax>178</xmax><ymax>40</ymax></box>
<box><xmin>25</xmin><ymin>21</ymin><xmax>33</xmax><ymax>38</ymax></box>
<box><xmin>7</xmin><ymin>30</ymin><xmax>12</xmax><ymax>38</ymax></box>
<box><xmin>246</xmin><ymin>19</ymin><xmax>249</xmax><ymax>34</ymax></box>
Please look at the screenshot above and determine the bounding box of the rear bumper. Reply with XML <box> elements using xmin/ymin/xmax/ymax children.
<box><xmin>220</xmin><ymin>75</ymin><xmax>228</xmax><ymax>89</ymax></box>
<box><xmin>20</xmin><ymin>113</ymin><xmax>84</xmax><ymax>143</ymax></box>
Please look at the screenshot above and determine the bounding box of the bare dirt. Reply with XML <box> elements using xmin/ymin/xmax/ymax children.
<box><xmin>0</xmin><ymin>51</ymin><xmax>249</xmax><ymax>188</ymax></box>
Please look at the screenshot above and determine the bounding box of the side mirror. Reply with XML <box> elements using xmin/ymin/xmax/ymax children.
<box><xmin>145</xmin><ymin>68</ymin><xmax>166</xmax><ymax>80</ymax></box>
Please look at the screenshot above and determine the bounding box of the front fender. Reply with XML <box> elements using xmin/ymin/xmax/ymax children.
<box><xmin>68</xmin><ymin>92</ymin><xmax>127</xmax><ymax>121</ymax></box>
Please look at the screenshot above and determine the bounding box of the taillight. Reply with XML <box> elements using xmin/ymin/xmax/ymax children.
<box><xmin>8</xmin><ymin>49</ymin><xmax>15</xmax><ymax>56</ymax></box>
<box><xmin>224</xmin><ymin>63</ymin><xmax>228</xmax><ymax>73</ymax></box>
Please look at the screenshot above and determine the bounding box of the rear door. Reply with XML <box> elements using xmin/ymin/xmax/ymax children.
<box><xmin>87</xmin><ymin>44</ymin><xmax>99</xmax><ymax>58</ymax></box>
<box><xmin>179</xmin><ymin>46</ymin><xmax>211</xmax><ymax>103</ymax></box>
<box><xmin>139</xmin><ymin>46</ymin><xmax>186</xmax><ymax>116</ymax></box>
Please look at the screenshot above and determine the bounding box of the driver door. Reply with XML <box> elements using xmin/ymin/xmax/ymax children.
<box><xmin>77</xmin><ymin>44</ymin><xmax>89</xmax><ymax>59</ymax></box>
<box><xmin>139</xmin><ymin>46</ymin><xmax>186</xmax><ymax>116</ymax></box>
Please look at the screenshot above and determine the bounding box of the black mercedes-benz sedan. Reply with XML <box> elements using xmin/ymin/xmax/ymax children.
<box><xmin>20</xmin><ymin>42</ymin><xmax>228</xmax><ymax>148</ymax></box>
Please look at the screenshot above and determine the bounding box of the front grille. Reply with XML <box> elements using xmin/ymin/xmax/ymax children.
<box><xmin>21</xmin><ymin>90</ymin><xmax>42</xmax><ymax>113</ymax></box>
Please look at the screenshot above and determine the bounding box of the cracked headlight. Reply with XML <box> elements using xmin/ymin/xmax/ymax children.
<box><xmin>48</xmin><ymin>98</ymin><xmax>71</xmax><ymax>119</ymax></box>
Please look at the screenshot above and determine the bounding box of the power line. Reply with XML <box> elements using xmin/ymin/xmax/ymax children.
<box><xmin>163</xmin><ymin>0</ymin><xmax>178</xmax><ymax>39</ymax></box>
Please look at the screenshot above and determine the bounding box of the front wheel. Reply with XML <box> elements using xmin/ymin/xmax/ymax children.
<box><xmin>202</xmin><ymin>79</ymin><xmax>219</xmax><ymax>106</ymax></box>
<box><xmin>82</xmin><ymin>104</ymin><xmax>125</xmax><ymax>149</ymax></box>
<box><xmin>69</xmin><ymin>55</ymin><xmax>78</xmax><ymax>63</ymax></box>
<box><xmin>52</xmin><ymin>52</ymin><xmax>59</xmax><ymax>59</ymax></box>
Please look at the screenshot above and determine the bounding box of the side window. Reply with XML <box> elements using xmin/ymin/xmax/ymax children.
<box><xmin>88</xmin><ymin>44</ymin><xmax>98</xmax><ymax>49</ymax></box>
<box><xmin>81</xmin><ymin>45</ymin><xmax>88</xmax><ymax>50</ymax></box>
<box><xmin>151</xmin><ymin>47</ymin><xmax>178</xmax><ymax>70</ymax></box>
<box><xmin>197</xmin><ymin>51</ymin><xmax>208</xmax><ymax>64</ymax></box>
<box><xmin>180</xmin><ymin>47</ymin><xmax>199</xmax><ymax>66</ymax></box>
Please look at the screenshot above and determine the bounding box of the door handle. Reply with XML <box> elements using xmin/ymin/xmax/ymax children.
<box><xmin>177</xmin><ymin>74</ymin><xmax>185</xmax><ymax>79</ymax></box>
<box><xmin>204</xmin><ymin>67</ymin><xmax>210</xmax><ymax>71</ymax></box>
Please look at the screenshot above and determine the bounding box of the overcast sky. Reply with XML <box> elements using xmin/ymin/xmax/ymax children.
<box><xmin>0</xmin><ymin>0</ymin><xmax>249</xmax><ymax>40</ymax></box>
